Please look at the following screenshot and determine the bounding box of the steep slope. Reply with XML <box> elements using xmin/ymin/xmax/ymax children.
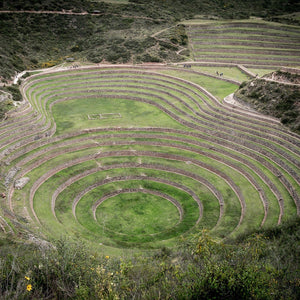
<box><xmin>1</xmin><ymin>0</ymin><xmax>299</xmax><ymax>81</ymax></box>
<box><xmin>234</xmin><ymin>70</ymin><xmax>300</xmax><ymax>133</ymax></box>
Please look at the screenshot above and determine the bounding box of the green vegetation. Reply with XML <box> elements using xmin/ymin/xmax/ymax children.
<box><xmin>52</xmin><ymin>96</ymin><xmax>183</xmax><ymax>135</ymax></box>
<box><xmin>0</xmin><ymin>85</ymin><xmax>23</xmax><ymax>121</ymax></box>
<box><xmin>266</xmin><ymin>11</ymin><xmax>300</xmax><ymax>25</ymax></box>
<box><xmin>247</xmin><ymin>68</ymin><xmax>277</xmax><ymax>77</ymax></box>
<box><xmin>93</xmin><ymin>0</ymin><xmax>129</xmax><ymax>4</ymax></box>
<box><xmin>3</xmin><ymin>85</ymin><xmax>23</xmax><ymax>101</ymax></box>
<box><xmin>0</xmin><ymin>90</ymin><xmax>14</xmax><ymax>120</ymax></box>
<box><xmin>1</xmin><ymin>0</ymin><xmax>91</xmax><ymax>11</ymax></box>
<box><xmin>158</xmin><ymin>69</ymin><xmax>238</xmax><ymax>100</ymax></box>
<box><xmin>191</xmin><ymin>65</ymin><xmax>251</xmax><ymax>82</ymax></box>
<box><xmin>235</xmin><ymin>71</ymin><xmax>300</xmax><ymax>133</ymax></box>
<box><xmin>0</xmin><ymin>217</ymin><xmax>299</xmax><ymax>299</ymax></box>
<box><xmin>0</xmin><ymin>6</ymin><xmax>178</xmax><ymax>80</ymax></box>
<box><xmin>95</xmin><ymin>192</ymin><xmax>180</xmax><ymax>235</ymax></box>
<box><xmin>1</xmin><ymin>0</ymin><xmax>300</xmax><ymax>81</ymax></box>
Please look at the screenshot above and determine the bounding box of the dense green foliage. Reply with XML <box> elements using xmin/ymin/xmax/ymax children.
<box><xmin>266</xmin><ymin>12</ymin><xmax>300</xmax><ymax>25</ymax></box>
<box><xmin>1</xmin><ymin>0</ymin><xmax>299</xmax><ymax>80</ymax></box>
<box><xmin>3</xmin><ymin>0</ymin><xmax>298</xmax><ymax>16</ymax></box>
<box><xmin>129</xmin><ymin>0</ymin><xmax>300</xmax><ymax>18</ymax></box>
<box><xmin>1</xmin><ymin>0</ymin><xmax>90</xmax><ymax>11</ymax></box>
<box><xmin>0</xmin><ymin>85</ymin><xmax>23</xmax><ymax>120</ymax></box>
<box><xmin>235</xmin><ymin>71</ymin><xmax>300</xmax><ymax>133</ymax></box>
<box><xmin>0</xmin><ymin>217</ymin><xmax>299</xmax><ymax>299</ymax></box>
<box><xmin>3</xmin><ymin>85</ymin><xmax>22</xmax><ymax>101</ymax></box>
<box><xmin>0</xmin><ymin>10</ymin><xmax>180</xmax><ymax>80</ymax></box>
<box><xmin>0</xmin><ymin>99</ymin><xmax>12</xmax><ymax>120</ymax></box>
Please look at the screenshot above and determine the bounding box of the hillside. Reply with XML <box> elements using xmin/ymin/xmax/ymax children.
<box><xmin>234</xmin><ymin>70</ymin><xmax>300</xmax><ymax>133</ymax></box>
<box><xmin>0</xmin><ymin>0</ymin><xmax>299</xmax><ymax>82</ymax></box>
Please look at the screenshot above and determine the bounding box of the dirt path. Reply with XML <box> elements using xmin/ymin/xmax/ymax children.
<box><xmin>0</xmin><ymin>10</ymin><xmax>90</xmax><ymax>15</ymax></box>
<box><xmin>0</xmin><ymin>10</ymin><xmax>161</xmax><ymax>20</ymax></box>
<box><xmin>261</xmin><ymin>77</ymin><xmax>300</xmax><ymax>86</ymax></box>
<box><xmin>151</xmin><ymin>25</ymin><xmax>176</xmax><ymax>37</ymax></box>
<box><xmin>223</xmin><ymin>93</ymin><xmax>257</xmax><ymax>112</ymax></box>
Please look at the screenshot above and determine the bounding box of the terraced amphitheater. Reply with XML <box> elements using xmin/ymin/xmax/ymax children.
<box><xmin>1</xmin><ymin>64</ymin><xmax>300</xmax><ymax>253</ymax></box>
<box><xmin>187</xmin><ymin>19</ymin><xmax>300</xmax><ymax>68</ymax></box>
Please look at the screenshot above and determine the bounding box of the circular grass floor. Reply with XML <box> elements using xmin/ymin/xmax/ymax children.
<box><xmin>95</xmin><ymin>192</ymin><xmax>181</xmax><ymax>236</ymax></box>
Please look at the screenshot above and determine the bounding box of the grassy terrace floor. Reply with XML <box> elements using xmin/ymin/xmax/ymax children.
<box><xmin>1</xmin><ymin>64</ymin><xmax>300</xmax><ymax>254</ymax></box>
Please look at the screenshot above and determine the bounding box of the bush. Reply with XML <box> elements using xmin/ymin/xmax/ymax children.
<box><xmin>105</xmin><ymin>47</ymin><xmax>131</xmax><ymax>63</ymax></box>
<box><xmin>141</xmin><ymin>53</ymin><xmax>162</xmax><ymax>63</ymax></box>
<box><xmin>158</xmin><ymin>40</ymin><xmax>178</xmax><ymax>51</ymax></box>
<box><xmin>87</xmin><ymin>52</ymin><xmax>103</xmax><ymax>63</ymax></box>
<box><xmin>239</xmin><ymin>81</ymin><xmax>247</xmax><ymax>88</ymax></box>
<box><xmin>5</xmin><ymin>85</ymin><xmax>22</xmax><ymax>101</ymax></box>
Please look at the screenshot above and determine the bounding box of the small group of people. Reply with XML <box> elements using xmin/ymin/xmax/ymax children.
<box><xmin>69</xmin><ymin>64</ymin><xmax>79</xmax><ymax>69</ymax></box>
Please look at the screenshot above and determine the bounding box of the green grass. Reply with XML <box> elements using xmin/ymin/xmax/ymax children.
<box><xmin>156</xmin><ymin>69</ymin><xmax>238</xmax><ymax>100</ymax></box>
<box><xmin>191</xmin><ymin>37</ymin><xmax>300</xmax><ymax>45</ymax></box>
<box><xmin>193</xmin><ymin>57</ymin><xmax>298</xmax><ymax>66</ymax></box>
<box><xmin>46</xmin><ymin>84</ymin><xmax>200</xmax><ymax>118</ymax></box>
<box><xmin>247</xmin><ymin>68</ymin><xmax>278</xmax><ymax>76</ymax></box>
<box><xmin>52</xmin><ymin>96</ymin><xmax>184</xmax><ymax>134</ymax></box>
<box><xmin>186</xmin><ymin>66</ymin><xmax>251</xmax><ymax>82</ymax></box>
<box><xmin>96</xmin><ymin>192</ymin><xmax>180</xmax><ymax>235</ymax></box>
<box><xmin>90</xmin><ymin>0</ymin><xmax>129</xmax><ymax>3</ymax></box>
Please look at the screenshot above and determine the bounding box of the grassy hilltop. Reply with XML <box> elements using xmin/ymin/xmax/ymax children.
<box><xmin>0</xmin><ymin>0</ymin><xmax>300</xmax><ymax>299</ymax></box>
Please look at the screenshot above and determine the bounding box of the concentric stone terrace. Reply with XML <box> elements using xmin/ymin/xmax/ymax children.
<box><xmin>2</xmin><ymin>65</ymin><xmax>300</xmax><ymax>250</ymax></box>
<box><xmin>187</xmin><ymin>20</ymin><xmax>300</xmax><ymax>67</ymax></box>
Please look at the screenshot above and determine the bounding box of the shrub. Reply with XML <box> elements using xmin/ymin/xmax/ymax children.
<box><xmin>5</xmin><ymin>85</ymin><xmax>22</xmax><ymax>101</ymax></box>
<box><xmin>239</xmin><ymin>81</ymin><xmax>247</xmax><ymax>89</ymax></box>
<box><xmin>105</xmin><ymin>47</ymin><xmax>131</xmax><ymax>63</ymax></box>
<box><xmin>87</xmin><ymin>52</ymin><xmax>103</xmax><ymax>63</ymax></box>
<box><xmin>141</xmin><ymin>53</ymin><xmax>162</xmax><ymax>63</ymax></box>
<box><xmin>158</xmin><ymin>40</ymin><xmax>178</xmax><ymax>51</ymax></box>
